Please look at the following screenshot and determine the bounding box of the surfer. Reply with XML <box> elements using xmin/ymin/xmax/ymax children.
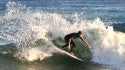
<box><xmin>62</xmin><ymin>31</ymin><xmax>92</xmax><ymax>55</ymax></box>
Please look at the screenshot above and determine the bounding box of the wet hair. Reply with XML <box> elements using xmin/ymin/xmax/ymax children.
<box><xmin>78</xmin><ymin>31</ymin><xmax>82</xmax><ymax>34</ymax></box>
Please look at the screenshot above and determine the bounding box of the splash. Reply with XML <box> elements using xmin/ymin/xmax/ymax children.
<box><xmin>0</xmin><ymin>2</ymin><xmax>125</xmax><ymax>69</ymax></box>
<box><xmin>90</xmin><ymin>24</ymin><xmax>125</xmax><ymax>69</ymax></box>
<box><xmin>14</xmin><ymin>47</ymin><xmax>51</xmax><ymax>61</ymax></box>
<box><xmin>77</xmin><ymin>17</ymin><xmax>125</xmax><ymax>69</ymax></box>
<box><xmin>0</xmin><ymin>1</ymin><xmax>58</xmax><ymax>61</ymax></box>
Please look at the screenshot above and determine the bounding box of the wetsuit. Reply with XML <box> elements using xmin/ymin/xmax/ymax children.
<box><xmin>62</xmin><ymin>33</ymin><xmax>81</xmax><ymax>52</ymax></box>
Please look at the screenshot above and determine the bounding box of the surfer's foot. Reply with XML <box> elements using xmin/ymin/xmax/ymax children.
<box><xmin>70</xmin><ymin>52</ymin><xmax>74</xmax><ymax>55</ymax></box>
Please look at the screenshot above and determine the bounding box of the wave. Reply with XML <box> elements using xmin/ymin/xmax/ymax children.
<box><xmin>0</xmin><ymin>1</ymin><xmax>125</xmax><ymax>70</ymax></box>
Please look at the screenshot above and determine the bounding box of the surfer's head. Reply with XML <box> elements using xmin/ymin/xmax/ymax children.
<box><xmin>78</xmin><ymin>31</ymin><xmax>82</xmax><ymax>37</ymax></box>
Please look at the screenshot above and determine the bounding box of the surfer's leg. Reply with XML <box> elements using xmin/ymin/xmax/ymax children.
<box><xmin>70</xmin><ymin>40</ymin><xmax>76</xmax><ymax>53</ymax></box>
<box><xmin>62</xmin><ymin>37</ymin><xmax>68</xmax><ymax>49</ymax></box>
<box><xmin>62</xmin><ymin>37</ymin><xmax>69</xmax><ymax>49</ymax></box>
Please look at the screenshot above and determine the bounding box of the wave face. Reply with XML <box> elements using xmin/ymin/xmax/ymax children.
<box><xmin>0</xmin><ymin>1</ymin><xmax>125</xmax><ymax>70</ymax></box>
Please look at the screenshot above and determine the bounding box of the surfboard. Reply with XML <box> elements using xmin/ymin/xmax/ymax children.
<box><xmin>67</xmin><ymin>52</ymin><xmax>84</xmax><ymax>61</ymax></box>
<box><xmin>58</xmin><ymin>47</ymin><xmax>83</xmax><ymax>61</ymax></box>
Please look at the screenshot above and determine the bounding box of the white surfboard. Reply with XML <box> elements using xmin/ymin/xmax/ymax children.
<box><xmin>58</xmin><ymin>48</ymin><xmax>83</xmax><ymax>61</ymax></box>
<box><xmin>66</xmin><ymin>51</ymin><xmax>83</xmax><ymax>61</ymax></box>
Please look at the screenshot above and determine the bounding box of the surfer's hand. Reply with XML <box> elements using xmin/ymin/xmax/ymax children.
<box><xmin>89</xmin><ymin>46</ymin><xmax>94</xmax><ymax>49</ymax></box>
<box><xmin>88</xmin><ymin>45</ymin><xmax>92</xmax><ymax>49</ymax></box>
<box><xmin>90</xmin><ymin>48</ymin><xmax>94</xmax><ymax>49</ymax></box>
<box><xmin>88</xmin><ymin>46</ymin><xmax>94</xmax><ymax>50</ymax></box>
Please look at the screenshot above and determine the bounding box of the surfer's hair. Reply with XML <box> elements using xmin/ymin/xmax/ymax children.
<box><xmin>78</xmin><ymin>31</ymin><xmax>82</xmax><ymax>34</ymax></box>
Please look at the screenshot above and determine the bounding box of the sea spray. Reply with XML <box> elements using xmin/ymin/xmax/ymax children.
<box><xmin>0</xmin><ymin>2</ymin><xmax>125</xmax><ymax>70</ymax></box>
<box><xmin>91</xmin><ymin>24</ymin><xmax>125</xmax><ymax>69</ymax></box>
<box><xmin>0</xmin><ymin>1</ymin><xmax>56</xmax><ymax>61</ymax></box>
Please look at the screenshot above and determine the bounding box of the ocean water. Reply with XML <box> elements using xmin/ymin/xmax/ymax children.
<box><xmin>0</xmin><ymin>0</ymin><xmax>125</xmax><ymax>70</ymax></box>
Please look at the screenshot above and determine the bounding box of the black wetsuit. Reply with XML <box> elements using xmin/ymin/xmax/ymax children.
<box><xmin>62</xmin><ymin>33</ymin><xmax>81</xmax><ymax>52</ymax></box>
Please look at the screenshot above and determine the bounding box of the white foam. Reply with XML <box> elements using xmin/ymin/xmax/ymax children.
<box><xmin>14</xmin><ymin>47</ymin><xmax>51</xmax><ymax>61</ymax></box>
<box><xmin>91</xmin><ymin>25</ymin><xmax>125</xmax><ymax>69</ymax></box>
<box><xmin>1</xmin><ymin>2</ymin><xmax>125</xmax><ymax>69</ymax></box>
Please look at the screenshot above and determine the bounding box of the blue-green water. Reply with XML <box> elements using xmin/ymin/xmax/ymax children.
<box><xmin>0</xmin><ymin>0</ymin><xmax>125</xmax><ymax>70</ymax></box>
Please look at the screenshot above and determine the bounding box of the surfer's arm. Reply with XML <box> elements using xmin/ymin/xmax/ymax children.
<box><xmin>80</xmin><ymin>37</ymin><xmax>91</xmax><ymax>49</ymax></box>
